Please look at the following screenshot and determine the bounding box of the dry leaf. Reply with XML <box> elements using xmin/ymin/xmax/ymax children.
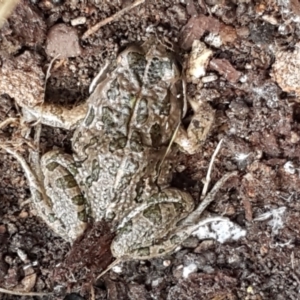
<box><xmin>179</xmin><ymin>15</ymin><xmax>219</xmax><ymax>50</ymax></box>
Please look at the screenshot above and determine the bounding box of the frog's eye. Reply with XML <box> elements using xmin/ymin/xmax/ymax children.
<box><xmin>124</xmin><ymin>52</ymin><xmax>145</xmax><ymax>69</ymax></box>
<box><xmin>127</xmin><ymin>53</ymin><xmax>147</xmax><ymax>81</ymax></box>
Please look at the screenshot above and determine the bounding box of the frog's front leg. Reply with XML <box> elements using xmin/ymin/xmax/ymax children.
<box><xmin>22</xmin><ymin>102</ymin><xmax>87</xmax><ymax>130</ymax></box>
<box><xmin>20</xmin><ymin>58</ymin><xmax>111</xmax><ymax>130</ymax></box>
<box><xmin>175</xmin><ymin>99</ymin><xmax>215</xmax><ymax>154</ymax></box>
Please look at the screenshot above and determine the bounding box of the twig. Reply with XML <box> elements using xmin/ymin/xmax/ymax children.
<box><xmin>201</xmin><ymin>139</ymin><xmax>223</xmax><ymax>200</ymax></box>
<box><xmin>181</xmin><ymin>171</ymin><xmax>237</xmax><ymax>226</ymax></box>
<box><xmin>82</xmin><ymin>0</ymin><xmax>145</xmax><ymax>39</ymax></box>
<box><xmin>29</xmin><ymin>123</ymin><xmax>43</xmax><ymax>180</ymax></box>
<box><xmin>95</xmin><ymin>258</ymin><xmax>122</xmax><ymax>280</ymax></box>
<box><xmin>89</xmin><ymin>61</ymin><xmax>109</xmax><ymax>94</ymax></box>
<box><xmin>0</xmin><ymin>287</ymin><xmax>49</xmax><ymax>297</ymax></box>
<box><xmin>156</xmin><ymin>121</ymin><xmax>181</xmax><ymax>183</ymax></box>
<box><xmin>182</xmin><ymin>79</ymin><xmax>188</xmax><ymax>118</ymax></box>
<box><xmin>0</xmin><ymin>117</ymin><xmax>18</xmax><ymax>130</ymax></box>
<box><xmin>90</xmin><ymin>285</ymin><xmax>95</xmax><ymax>300</ymax></box>
<box><xmin>0</xmin><ymin>0</ymin><xmax>19</xmax><ymax>28</ymax></box>
<box><xmin>44</xmin><ymin>54</ymin><xmax>60</xmax><ymax>93</ymax></box>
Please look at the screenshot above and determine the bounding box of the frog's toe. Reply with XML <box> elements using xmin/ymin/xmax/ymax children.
<box><xmin>176</xmin><ymin>101</ymin><xmax>215</xmax><ymax>155</ymax></box>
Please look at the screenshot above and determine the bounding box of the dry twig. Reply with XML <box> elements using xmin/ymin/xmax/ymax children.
<box><xmin>201</xmin><ymin>139</ymin><xmax>223</xmax><ymax>200</ymax></box>
<box><xmin>90</xmin><ymin>285</ymin><xmax>95</xmax><ymax>300</ymax></box>
<box><xmin>0</xmin><ymin>287</ymin><xmax>49</xmax><ymax>297</ymax></box>
<box><xmin>44</xmin><ymin>54</ymin><xmax>60</xmax><ymax>93</ymax></box>
<box><xmin>82</xmin><ymin>0</ymin><xmax>145</xmax><ymax>39</ymax></box>
<box><xmin>0</xmin><ymin>117</ymin><xmax>19</xmax><ymax>130</ymax></box>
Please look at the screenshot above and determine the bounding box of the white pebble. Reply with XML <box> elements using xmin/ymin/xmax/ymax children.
<box><xmin>163</xmin><ymin>260</ymin><xmax>171</xmax><ymax>267</ymax></box>
<box><xmin>202</xmin><ymin>74</ymin><xmax>218</xmax><ymax>83</ymax></box>
<box><xmin>112</xmin><ymin>265</ymin><xmax>122</xmax><ymax>274</ymax></box>
<box><xmin>71</xmin><ymin>16</ymin><xmax>87</xmax><ymax>26</ymax></box>
<box><xmin>284</xmin><ymin>161</ymin><xmax>295</xmax><ymax>174</ymax></box>
<box><xmin>183</xmin><ymin>263</ymin><xmax>198</xmax><ymax>278</ymax></box>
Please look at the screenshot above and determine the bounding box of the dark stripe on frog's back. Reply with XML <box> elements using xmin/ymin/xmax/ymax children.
<box><xmin>126</xmin><ymin>51</ymin><xmax>147</xmax><ymax>82</ymax></box>
<box><xmin>83</xmin><ymin>85</ymin><xmax>179</xmax><ymax>150</ymax></box>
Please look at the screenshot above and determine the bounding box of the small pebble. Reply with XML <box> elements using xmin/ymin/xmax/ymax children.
<box><xmin>283</xmin><ymin>161</ymin><xmax>295</xmax><ymax>174</ymax></box>
<box><xmin>19</xmin><ymin>210</ymin><xmax>28</xmax><ymax>218</ymax></box>
<box><xmin>46</xmin><ymin>24</ymin><xmax>82</xmax><ymax>58</ymax></box>
<box><xmin>71</xmin><ymin>16</ymin><xmax>87</xmax><ymax>26</ymax></box>
<box><xmin>183</xmin><ymin>263</ymin><xmax>198</xmax><ymax>278</ymax></box>
<box><xmin>4</xmin><ymin>255</ymin><xmax>13</xmax><ymax>265</ymax></box>
<box><xmin>0</xmin><ymin>225</ymin><xmax>6</xmax><ymax>234</ymax></box>
<box><xmin>17</xmin><ymin>248</ymin><xmax>29</xmax><ymax>263</ymax></box>
<box><xmin>176</xmin><ymin>165</ymin><xmax>186</xmax><ymax>173</ymax></box>
<box><xmin>290</xmin><ymin>131</ymin><xmax>300</xmax><ymax>143</ymax></box>
<box><xmin>163</xmin><ymin>260</ymin><xmax>171</xmax><ymax>267</ymax></box>
<box><xmin>181</xmin><ymin>237</ymin><xmax>199</xmax><ymax>248</ymax></box>
<box><xmin>7</xmin><ymin>223</ymin><xmax>17</xmax><ymax>235</ymax></box>
<box><xmin>202</xmin><ymin>74</ymin><xmax>218</xmax><ymax>83</ymax></box>
<box><xmin>112</xmin><ymin>265</ymin><xmax>122</xmax><ymax>274</ymax></box>
<box><xmin>209</xmin><ymin>58</ymin><xmax>242</xmax><ymax>83</ymax></box>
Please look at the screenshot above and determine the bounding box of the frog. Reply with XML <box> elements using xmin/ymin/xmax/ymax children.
<box><xmin>3</xmin><ymin>43</ymin><xmax>235</xmax><ymax>265</ymax></box>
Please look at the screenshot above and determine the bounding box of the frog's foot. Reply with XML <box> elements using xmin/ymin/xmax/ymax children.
<box><xmin>175</xmin><ymin>100</ymin><xmax>215</xmax><ymax>155</ymax></box>
<box><xmin>152</xmin><ymin>172</ymin><xmax>237</xmax><ymax>255</ymax></box>
<box><xmin>40</xmin><ymin>150</ymin><xmax>88</xmax><ymax>242</ymax></box>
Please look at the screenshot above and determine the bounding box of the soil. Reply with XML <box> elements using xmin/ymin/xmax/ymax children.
<box><xmin>1</xmin><ymin>0</ymin><xmax>300</xmax><ymax>299</ymax></box>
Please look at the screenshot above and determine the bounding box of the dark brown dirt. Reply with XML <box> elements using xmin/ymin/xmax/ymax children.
<box><xmin>1</xmin><ymin>0</ymin><xmax>300</xmax><ymax>299</ymax></box>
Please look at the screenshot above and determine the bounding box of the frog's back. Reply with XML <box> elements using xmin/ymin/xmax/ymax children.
<box><xmin>72</xmin><ymin>45</ymin><xmax>183</xmax><ymax>223</ymax></box>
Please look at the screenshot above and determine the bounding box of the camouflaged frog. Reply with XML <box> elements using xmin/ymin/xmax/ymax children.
<box><xmin>5</xmin><ymin>44</ymin><xmax>219</xmax><ymax>261</ymax></box>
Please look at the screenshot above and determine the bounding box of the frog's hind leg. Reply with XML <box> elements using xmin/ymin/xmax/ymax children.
<box><xmin>1</xmin><ymin>145</ymin><xmax>86</xmax><ymax>242</ymax></box>
<box><xmin>142</xmin><ymin>171</ymin><xmax>238</xmax><ymax>258</ymax></box>
<box><xmin>110</xmin><ymin>188</ymin><xmax>195</xmax><ymax>260</ymax></box>
<box><xmin>2</xmin><ymin>147</ymin><xmax>77</xmax><ymax>242</ymax></box>
<box><xmin>111</xmin><ymin>172</ymin><xmax>237</xmax><ymax>262</ymax></box>
<box><xmin>40</xmin><ymin>150</ymin><xmax>88</xmax><ymax>242</ymax></box>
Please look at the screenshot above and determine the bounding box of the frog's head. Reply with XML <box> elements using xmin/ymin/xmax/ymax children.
<box><xmin>117</xmin><ymin>44</ymin><xmax>180</xmax><ymax>87</ymax></box>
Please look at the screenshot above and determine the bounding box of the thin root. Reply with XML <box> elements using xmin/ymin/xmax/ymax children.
<box><xmin>201</xmin><ymin>139</ymin><xmax>223</xmax><ymax>200</ymax></box>
<box><xmin>95</xmin><ymin>258</ymin><xmax>122</xmax><ymax>280</ymax></box>
<box><xmin>0</xmin><ymin>287</ymin><xmax>49</xmax><ymax>297</ymax></box>
<box><xmin>44</xmin><ymin>54</ymin><xmax>61</xmax><ymax>94</ymax></box>
<box><xmin>0</xmin><ymin>117</ymin><xmax>19</xmax><ymax>130</ymax></box>
<box><xmin>180</xmin><ymin>171</ymin><xmax>238</xmax><ymax>227</ymax></box>
<box><xmin>90</xmin><ymin>285</ymin><xmax>95</xmax><ymax>300</ymax></box>
<box><xmin>82</xmin><ymin>0</ymin><xmax>145</xmax><ymax>39</ymax></box>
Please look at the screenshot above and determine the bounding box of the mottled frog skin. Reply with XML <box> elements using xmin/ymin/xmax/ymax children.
<box><xmin>72</xmin><ymin>45</ymin><xmax>187</xmax><ymax>227</ymax></box>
